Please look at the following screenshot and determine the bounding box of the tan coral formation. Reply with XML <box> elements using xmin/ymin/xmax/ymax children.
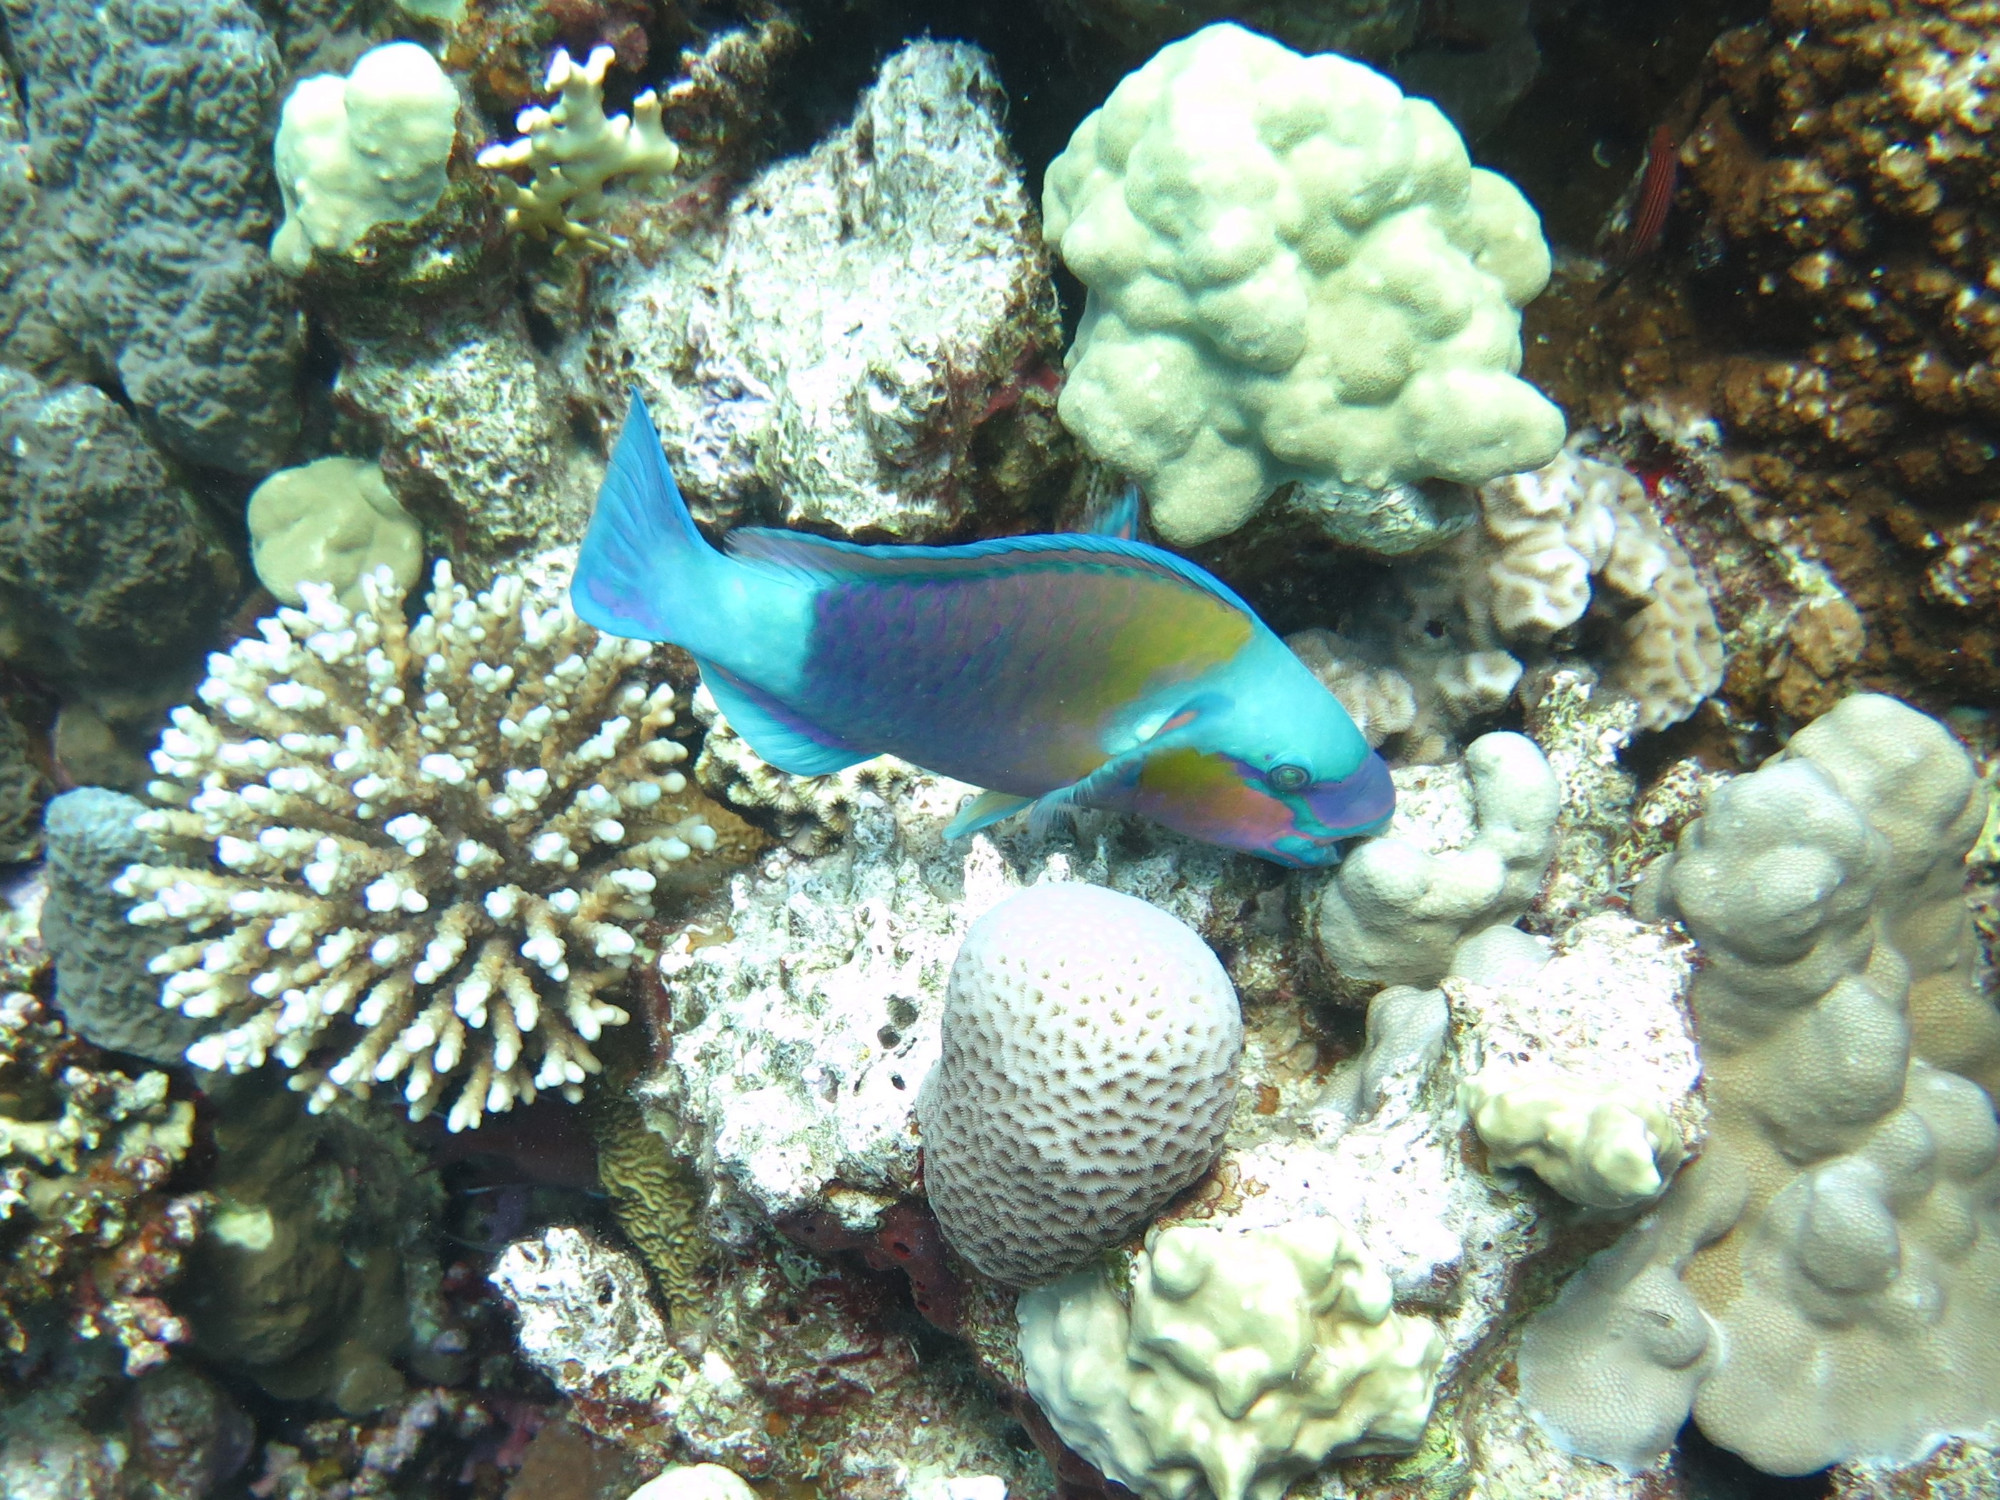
<box><xmin>1520</xmin><ymin>694</ymin><xmax>2000</xmax><ymax>1476</ymax></box>
<box><xmin>116</xmin><ymin>560</ymin><xmax>722</xmax><ymax>1131</ymax></box>
<box><xmin>1466</xmin><ymin>448</ymin><xmax>1723</xmax><ymax>731</ymax></box>
<box><xmin>1536</xmin><ymin>0</ymin><xmax>2000</xmax><ymax>703</ymax></box>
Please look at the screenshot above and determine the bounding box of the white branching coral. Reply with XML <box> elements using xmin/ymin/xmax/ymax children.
<box><xmin>477</xmin><ymin>45</ymin><xmax>681</xmax><ymax>246</ymax></box>
<box><xmin>114</xmin><ymin>561</ymin><xmax>717</xmax><ymax>1131</ymax></box>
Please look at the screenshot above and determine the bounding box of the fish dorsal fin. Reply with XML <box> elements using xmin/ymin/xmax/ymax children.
<box><xmin>696</xmin><ymin>657</ymin><xmax>872</xmax><ymax>777</ymax></box>
<box><xmin>723</xmin><ymin>525</ymin><xmax>1255</xmax><ymax>617</ymax></box>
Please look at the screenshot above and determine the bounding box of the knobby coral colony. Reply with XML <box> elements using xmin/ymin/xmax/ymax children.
<box><xmin>114</xmin><ymin>562</ymin><xmax>717</xmax><ymax>1131</ymax></box>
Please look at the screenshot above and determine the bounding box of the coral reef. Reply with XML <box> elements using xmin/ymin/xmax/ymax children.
<box><xmin>589</xmin><ymin>40</ymin><xmax>1066</xmax><ymax>541</ymax></box>
<box><xmin>0</xmin><ymin>369</ymin><xmax>239</xmax><ymax>723</ymax></box>
<box><xmin>40</xmin><ymin>790</ymin><xmax>209</xmax><ymax>1066</ymax></box>
<box><xmin>1019</xmin><ymin>1220</ymin><xmax>1445</xmax><ymax>1500</ymax></box>
<box><xmin>918</xmin><ymin>883</ymin><xmax>1242</xmax><ymax>1286</ymax></box>
<box><xmin>1307</xmin><ymin>732</ymin><xmax>1559</xmax><ymax>998</ymax></box>
<box><xmin>1464</xmin><ymin>448</ymin><xmax>1724</xmax><ymax>730</ymax></box>
<box><xmin>247</xmin><ymin>457</ymin><xmax>425</xmax><ymax>612</ymax></box>
<box><xmin>116</xmin><ymin>559</ymin><xmax>725</xmax><ymax>1130</ymax></box>
<box><xmin>1521</xmin><ymin>694</ymin><xmax>2000</xmax><ymax>1475</ymax></box>
<box><xmin>0</xmin><ymin>0</ymin><xmax>300</xmax><ymax>472</ymax></box>
<box><xmin>0</xmin><ymin>710</ymin><xmax>45</xmax><ymax>865</ymax></box>
<box><xmin>1043</xmin><ymin>23</ymin><xmax>1563</xmax><ymax>546</ymax></box>
<box><xmin>628</xmin><ymin>1467</ymin><xmax>758</xmax><ymax>1500</ymax></box>
<box><xmin>178</xmin><ymin>1082</ymin><xmax>463</xmax><ymax>1415</ymax></box>
<box><xmin>479</xmin><ymin>45</ymin><xmax>682</xmax><ymax>246</ymax></box>
<box><xmin>271</xmin><ymin>43</ymin><xmax>463</xmax><ymax>274</ymax></box>
<box><xmin>0</xmin><ymin>988</ymin><xmax>210</xmax><ymax>1377</ymax></box>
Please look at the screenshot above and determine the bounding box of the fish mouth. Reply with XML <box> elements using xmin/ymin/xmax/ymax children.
<box><xmin>1301</xmin><ymin>751</ymin><xmax>1395</xmax><ymax>839</ymax></box>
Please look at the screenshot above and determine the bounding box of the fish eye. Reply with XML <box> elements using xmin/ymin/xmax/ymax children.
<box><xmin>1268</xmin><ymin>763</ymin><xmax>1310</xmax><ymax>792</ymax></box>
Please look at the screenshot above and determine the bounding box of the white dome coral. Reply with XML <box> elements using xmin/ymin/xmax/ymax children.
<box><xmin>917</xmin><ymin>883</ymin><xmax>1242</xmax><ymax>1286</ymax></box>
<box><xmin>1043</xmin><ymin>22</ymin><xmax>1565</xmax><ymax>545</ymax></box>
<box><xmin>116</xmin><ymin>559</ymin><xmax>720</xmax><ymax>1131</ymax></box>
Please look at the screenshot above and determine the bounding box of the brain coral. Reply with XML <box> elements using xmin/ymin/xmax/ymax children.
<box><xmin>1043</xmin><ymin>22</ymin><xmax>1564</xmax><ymax>546</ymax></box>
<box><xmin>916</xmin><ymin>883</ymin><xmax>1242</xmax><ymax>1286</ymax></box>
<box><xmin>115</xmin><ymin>560</ymin><xmax>722</xmax><ymax>1131</ymax></box>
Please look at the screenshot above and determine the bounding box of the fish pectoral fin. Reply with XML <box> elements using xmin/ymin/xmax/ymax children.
<box><xmin>696</xmin><ymin>658</ymin><xmax>871</xmax><ymax>778</ymax></box>
<box><xmin>1083</xmin><ymin>483</ymin><xmax>1144</xmax><ymax>540</ymax></box>
<box><xmin>942</xmin><ymin>789</ymin><xmax>1034</xmax><ymax>841</ymax></box>
<box><xmin>1021</xmin><ymin>752</ymin><xmax>1151</xmax><ymax>838</ymax></box>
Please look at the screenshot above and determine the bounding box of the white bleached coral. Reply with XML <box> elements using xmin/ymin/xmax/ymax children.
<box><xmin>1466</xmin><ymin>448</ymin><xmax>1724</xmax><ymax>731</ymax></box>
<box><xmin>1042</xmin><ymin>21</ymin><xmax>1564</xmax><ymax>545</ymax></box>
<box><xmin>115</xmin><ymin>559</ymin><xmax>719</xmax><ymax>1131</ymax></box>
<box><xmin>478</xmin><ymin>45</ymin><xmax>681</xmax><ymax>247</ymax></box>
<box><xmin>1458</xmin><ymin>1071</ymin><xmax>1681</xmax><ymax>1210</ymax></box>
<box><xmin>1018</xmin><ymin>1219</ymin><xmax>1445</xmax><ymax>1500</ymax></box>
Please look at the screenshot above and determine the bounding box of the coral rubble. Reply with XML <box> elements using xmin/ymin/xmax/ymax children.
<box><xmin>117</xmin><ymin>559</ymin><xmax>724</xmax><ymax>1130</ymax></box>
<box><xmin>589</xmin><ymin>40</ymin><xmax>1066</xmax><ymax>541</ymax></box>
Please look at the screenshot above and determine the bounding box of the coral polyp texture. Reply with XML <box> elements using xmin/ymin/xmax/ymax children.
<box><xmin>1042</xmin><ymin>21</ymin><xmax>1564</xmax><ymax>546</ymax></box>
<box><xmin>917</xmin><ymin>883</ymin><xmax>1243</xmax><ymax>1286</ymax></box>
<box><xmin>478</xmin><ymin>44</ymin><xmax>681</xmax><ymax>247</ymax></box>
<box><xmin>115</xmin><ymin>560</ymin><xmax>720</xmax><ymax>1131</ymax></box>
<box><xmin>1520</xmin><ymin>694</ymin><xmax>2000</xmax><ymax>1476</ymax></box>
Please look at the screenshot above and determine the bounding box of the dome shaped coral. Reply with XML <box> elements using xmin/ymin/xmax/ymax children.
<box><xmin>115</xmin><ymin>559</ymin><xmax>719</xmax><ymax>1131</ymax></box>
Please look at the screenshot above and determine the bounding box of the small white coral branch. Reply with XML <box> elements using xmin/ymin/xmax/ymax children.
<box><xmin>117</xmin><ymin>560</ymin><xmax>718</xmax><ymax>1131</ymax></box>
<box><xmin>477</xmin><ymin>44</ymin><xmax>681</xmax><ymax>247</ymax></box>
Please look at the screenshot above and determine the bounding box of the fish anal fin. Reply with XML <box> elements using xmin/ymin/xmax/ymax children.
<box><xmin>942</xmin><ymin>789</ymin><xmax>1034</xmax><ymax>841</ymax></box>
<box><xmin>697</xmin><ymin>658</ymin><xmax>870</xmax><ymax>778</ymax></box>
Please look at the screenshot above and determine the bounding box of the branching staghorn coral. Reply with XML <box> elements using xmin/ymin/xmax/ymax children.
<box><xmin>116</xmin><ymin>561</ymin><xmax>720</xmax><ymax>1131</ymax></box>
<box><xmin>477</xmin><ymin>45</ymin><xmax>681</xmax><ymax>247</ymax></box>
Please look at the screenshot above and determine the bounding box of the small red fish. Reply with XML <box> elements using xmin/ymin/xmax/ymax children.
<box><xmin>1625</xmin><ymin>123</ymin><xmax>1679</xmax><ymax>264</ymax></box>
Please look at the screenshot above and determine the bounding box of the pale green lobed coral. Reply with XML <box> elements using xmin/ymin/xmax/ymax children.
<box><xmin>478</xmin><ymin>45</ymin><xmax>681</xmax><ymax>247</ymax></box>
<box><xmin>114</xmin><ymin>559</ymin><xmax>722</xmax><ymax>1131</ymax></box>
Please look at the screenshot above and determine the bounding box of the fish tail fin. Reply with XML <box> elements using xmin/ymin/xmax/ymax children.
<box><xmin>572</xmin><ymin>392</ymin><xmax>723</xmax><ymax>647</ymax></box>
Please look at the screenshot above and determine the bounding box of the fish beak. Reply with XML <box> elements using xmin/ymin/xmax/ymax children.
<box><xmin>1302</xmin><ymin>751</ymin><xmax>1394</xmax><ymax>840</ymax></box>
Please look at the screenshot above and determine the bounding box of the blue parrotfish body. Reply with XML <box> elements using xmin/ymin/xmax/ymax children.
<box><xmin>570</xmin><ymin>396</ymin><xmax>1394</xmax><ymax>867</ymax></box>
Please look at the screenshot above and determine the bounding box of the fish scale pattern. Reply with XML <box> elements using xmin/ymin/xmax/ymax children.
<box><xmin>916</xmin><ymin>883</ymin><xmax>1242</xmax><ymax>1286</ymax></box>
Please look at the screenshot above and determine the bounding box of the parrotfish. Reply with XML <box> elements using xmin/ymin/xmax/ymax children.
<box><xmin>570</xmin><ymin>396</ymin><xmax>1394</xmax><ymax>867</ymax></box>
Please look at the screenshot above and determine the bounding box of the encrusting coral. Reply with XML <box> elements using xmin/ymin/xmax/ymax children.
<box><xmin>478</xmin><ymin>44</ymin><xmax>681</xmax><ymax>247</ymax></box>
<box><xmin>114</xmin><ymin>559</ymin><xmax>722</xmax><ymax>1131</ymax></box>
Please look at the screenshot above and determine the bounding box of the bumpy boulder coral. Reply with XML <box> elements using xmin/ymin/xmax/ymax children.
<box><xmin>0</xmin><ymin>0</ymin><xmax>300</xmax><ymax>472</ymax></box>
<box><xmin>917</xmin><ymin>883</ymin><xmax>1242</xmax><ymax>1286</ymax></box>
<box><xmin>1520</xmin><ymin>694</ymin><xmax>2000</xmax><ymax>1475</ymax></box>
<box><xmin>271</xmin><ymin>43</ymin><xmax>461</xmax><ymax>273</ymax></box>
<box><xmin>247</xmin><ymin>457</ymin><xmax>424</xmax><ymax>611</ymax></box>
<box><xmin>479</xmin><ymin>45</ymin><xmax>681</xmax><ymax>246</ymax></box>
<box><xmin>1018</xmin><ymin>1219</ymin><xmax>1444</xmax><ymax>1500</ymax></box>
<box><xmin>1464</xmin><ymin>449</ymin><xmax>1724</xmax><ymax>731</ymax></box>
<box><xmin>114</xmin><ymin>559</ymin><xmax>722</xmax><ymax>1130</ymax></box>
<box><xmin>1042</xmin><ymin>22</ymin><xmax>1563</xmax><ymax>546</ymax></box>
<box><xmin>1458</xmin><ymin>1072</ymin><xmax>1681</xmax><ymax>1210</ymax></box>
<box><xmin>0</xmin><ymin>369</ymin><xmax>238</xmax><ymax>712</ymax></box>
<box><xmin>1308</xmin><ymin>731</ymin><xmax>1559</xmax><ymax>996</ymax></box>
